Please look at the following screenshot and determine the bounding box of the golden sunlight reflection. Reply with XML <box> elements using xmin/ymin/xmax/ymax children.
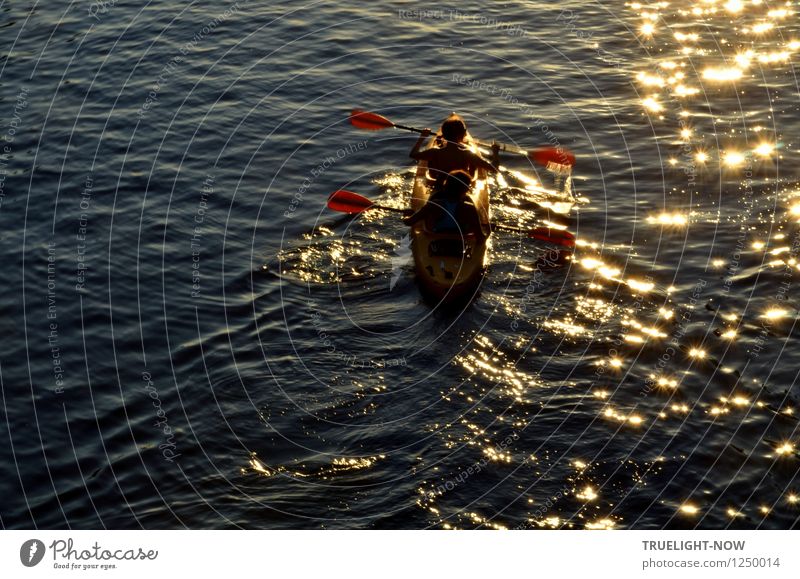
<box><xmin>702</xmin><ymin>67</ymin><xmax>744</xmax><ymax>82</ymax></box>
<box><xmin>577</xmin><ymin>486</ymin><xmax>599</xmax><ymax>501</ymax></box>
<box><xmin>585</xmin><ymin>518</ymin><xmax>616</xmax><ymax>530</ymax></box>
<box><xmin>724</xmin><ymin>0</ymin><xmax>744</xmax><ymax>13</ymax></box>
<box><xmin>680</xmin><ymin>503</ymin><xmax>700</xmax><ymax>515</ymax></box>
<box><xmin>603</xmin><ymin>406</ymin><xmax>646</xmax><ymax>427</ymax></box>
<box><xmin>642</xmin><ymin>96</ymin><xmax>663</xmax><ymax>112</ymax></box>
<box><xmin>762</xmin><ymin>308</ymin><xmax>789</xmax><ymax>321</ymax></box>
<box><xmin>723</xmin><ymin>150</ymin><xmax>747</xmax><ymax>167</ymax></box>
<box><xmin>754</xmin><ymin>142</ymin><xmax>775</xmax><ymax>157</ymax></box>
<box><xmin>653</xmin><ymin>375</ymin><xmax>679</xmax><ymax>389</ymax></box>
<box><xmin>727</xmin><ymin>508</ymin><xmax>745</xmax><ymax>519</ymax></box>
<box><xmin>248</xmin><ymin>456</ymin><xmax>274</xmax><ymax>477</ymax></box>
<box><xmin>688</xmin><ymin>348</ymin><xmax>707</xmax><ymax>359</ymax></box>
<box><xmin>749</xmin><ymin>21</ymin><xmax>775</xmax><ymax>34</ymax></box>
<box><xmin>647</xmin><ymin>212</ymin><xmax>688</xmax><ymax>226</ymax></box>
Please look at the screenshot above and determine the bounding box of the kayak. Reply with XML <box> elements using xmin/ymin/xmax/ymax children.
<box><xmin>409</xmin><ymin>119</ymin><xmax>492</xmax><ymax>304</ymax></box>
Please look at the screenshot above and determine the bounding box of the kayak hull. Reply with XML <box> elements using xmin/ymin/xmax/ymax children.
<box><xmin>410</xmin><ymin>131</ymin><xmax>491</xmax><ymax>305</ymax></box>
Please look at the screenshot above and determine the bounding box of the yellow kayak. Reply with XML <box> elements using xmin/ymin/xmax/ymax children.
<box><xmin>410</xmin><ymin>126</ymin><xmax>491</xmax><ymax>304</ymax></box>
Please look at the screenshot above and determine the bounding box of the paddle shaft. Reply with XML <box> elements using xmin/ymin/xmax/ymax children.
<box><xmin>407</xmin><ymin>123</ymin><xmax>570</xmax><ymax>164</ymax></box>
<box><xmin>350</xmin><ymin>109</ymin><xmax>574</xmax><ymax>165</ymax></box>
<box><xmin>370</xmin><ymin>204</ymin><xmax>407</xmax><ymax>214</ymax></box>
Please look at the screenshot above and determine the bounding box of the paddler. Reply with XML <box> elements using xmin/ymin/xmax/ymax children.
<box><xmin>409</xmin><ymin>115</ymin><xmax>499</xmax><ymax>188</ymax></box>
<box><xmin>403</xmin><ymin>170</ymin><xmax>484</xmax><ymax>239</ymax></box>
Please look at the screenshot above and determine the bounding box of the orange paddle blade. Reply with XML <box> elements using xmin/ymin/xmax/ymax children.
<box><xmin>349</xmin><ymin>109</ymin><xmax>396</xmax><ymax>131</ymax></box>
<box><xmin>327</xmin><ymin>190</ymin><xmax>375</xmax><ymax>213</ymax></box>
<box><xmin>528</xmin><ymin>148</ymin><xmax>576</xmax><ymax>167</ymax></box>
<box><xmin>528</xmin><ymin>226</ymin><xmax>576</xmax><ymax>248</ymax></box>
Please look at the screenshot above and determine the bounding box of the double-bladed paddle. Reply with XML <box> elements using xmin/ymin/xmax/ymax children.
<box><xmin>326</xmin><ymin>190</ymin><xmax>576</xmax><ymax>248</ymax></box>
<box><xmin>349</xmin><ymin>109</ymin><xmax>576</xmax><ymax>167</ymax></box>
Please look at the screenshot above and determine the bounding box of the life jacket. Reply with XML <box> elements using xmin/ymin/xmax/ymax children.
<box><xmin>433</xmin><ymin>199</ymin><xmax>461</xmax><ymax>233</ymax></box>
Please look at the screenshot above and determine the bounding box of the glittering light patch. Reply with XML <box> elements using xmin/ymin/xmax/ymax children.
<box><xmin>758</xmin><ymin>51</ymin><xmax>791</xmax><ymax>63</ymax></box>
<box><xmin>543</xmin><ymin>318</ymin><xmax>590</xmax><ymax>338</ymax></box>
<box><xmin>674</xmin><ymin>31</ymin><xmax>699</xmax><ymax>42</ymax></box>
<box><xmin>767</xmin><ymin>8</ymin><xmax>791</xmax><ymax>19</ymax></box>
<box><xmin>648</xmin><ymin>212</ymin><xmax>688</xmax><ymax>226</ymax></box>
<box><xmin>637</xmin><ymin>71</ymin><xmax>665</xmax><ymax>87</ymax></box>
<box><xmin>727</xmin><ymin>508</ymin><xmax>745</xmax><ymax>519</ymax></box>
<box><xmin>577</xmin><ymin>486</ymin><xmax>598</xmax><ymax>501</ymax></box>
<box><xmin>642</xmin><ymin>96</ymin><xmax>663</xmax><ymax>111</ymax></box>
<box><xmin>754</xmin><ymin>143</ymin><xmax>775</xmax><ymax>157</ymax></box>
<box><xmin>763</xmin><ymin>308</ymin><xmax>788</xmax><ymax>320</ymax></box>
<box><xmin>723</xmin><ymin>150</ymin><xmax>747</xmax><ymax>167</ymax></box>
<box><xmin>680</xmin><ymin>503</ymin><xmax>700</xmax><ymax>515</ymax></box>
<box><xmin>585</xmin><ymin>518</ymin><xmax>616</xmax><ymax>530</ymax></box>
<box><xmin>703</xmin><ymin>67</ymin><xmax>744</xmax><ymax>81</ymax></box>
<box><xmin>724</xmin><ymin>0</ymin><xmax>744</xmax><ymax>13</ymax></box>
<box><xmin>653</xmin><ymin>375</ymin><xmax>678</xmax><ymax>389</ymax></box>
<box><xmin>674</xmin><ymin>84</ymin><xmax>699</xmax><ymax>96</ymax></box>
<box><xmin>730</xmin><ymin>396</ymin><xmax>749</xmax><ymax>407</ymax></box>
<box><xmin>575</xmin><ymin>296</ymin><xmax>617</xmax><ymax>324</ymax></box>
<box><xmin>734</xmin><ymin>50</ymin><xmax>754</xmax><ymax>68</ymax></box>
<box><xmin>749</xmin><ymin>21</ymin><xmax>775</xmax><ymax>34</ymax></box>
<box><xmin>248</xmin><ymin>457</ymin><xmax>274</xmax><ymax>477</ymax></box>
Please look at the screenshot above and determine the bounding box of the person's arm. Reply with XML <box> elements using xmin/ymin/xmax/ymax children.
<box><xmin>402</xmin><ymin>210</ymin><xmax>420</xmax><ymax>226</ymax></box>
<box><xmin>471</xmin><ymin>142</ymin><xmax>501</xmax><ymax>173</ymax></box>
<box><xmin>409</xmin><ymin>128</ymin><xmax>433</xmax><ymax>160</ymax></box>
<box><xmin>403</xmin><ymin>204</ymin><xmax>431</xmax><ymax>226</ymax></box>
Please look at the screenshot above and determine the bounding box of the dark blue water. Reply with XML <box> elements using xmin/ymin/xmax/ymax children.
<box><xmin>1</xmin><ymin>0</ymin><xmax>799</xmax><ymax>529</ymax></box>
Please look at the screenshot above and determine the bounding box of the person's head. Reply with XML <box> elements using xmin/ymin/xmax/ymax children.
<box><xmin>443</xmin><ymin>170</ymin><xmax>472</xmax><ymax>198</ymax></box>
<box><xmin>440</xmin><ymin>117</ymin><xmax>467</xmax><ymax>143</ymax></box>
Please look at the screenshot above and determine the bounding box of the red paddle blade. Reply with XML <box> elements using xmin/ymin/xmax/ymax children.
<box><xmin>528</xmin><ymin>227</ymin><xmax>576</xmax><ymax>248</ymax></box>
<box><xmin>327</xmin><ymin>190</ymin><xmax>375</xmax><ymax>213</ymax></box>
<box><xmin>528</xmin><ymin>147</ymin><xmax>576</xmax><ymax>167</ymax></box>
<box><xmin>349</xmin><ymin>109</ymin><xmax>395</xmax><ymax>131</ymax></box>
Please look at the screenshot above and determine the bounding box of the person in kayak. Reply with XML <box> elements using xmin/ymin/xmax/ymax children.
<box><xmin>403</xmin><ymin>170</ymin><xmax>484</xmax><ymax>238</ymax></box>
<box><xmin>409</xmin><ymin>115</ymin><xmax>499</xmax><ymax>188</ymax></box>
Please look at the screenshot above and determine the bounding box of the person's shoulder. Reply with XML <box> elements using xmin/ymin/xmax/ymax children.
<box><xmin>418</xmin><ymin>146</ymin><xmax>439</xmax><ymax>159</ymax></box>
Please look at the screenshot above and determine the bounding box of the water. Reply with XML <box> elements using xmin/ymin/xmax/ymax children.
<box><xmin>1</xmin><ymin>0</ymin><xmax>799</xmax><ymax>529</ymax></box>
